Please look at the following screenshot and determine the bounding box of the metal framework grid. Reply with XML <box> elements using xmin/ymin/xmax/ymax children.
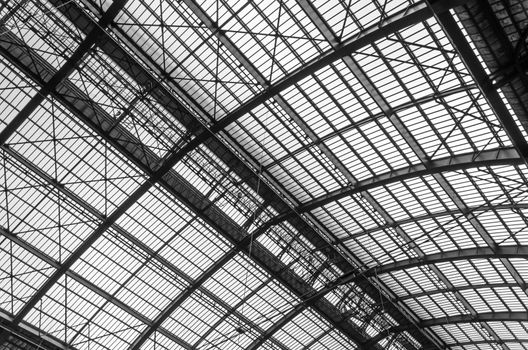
<box><xmin>0</xmin><ymin>0</ymin><xmax>527</xmax><ymax>349</ymax></box>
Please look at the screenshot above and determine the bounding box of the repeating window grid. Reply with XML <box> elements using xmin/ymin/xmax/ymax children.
<box><xmin>162</xmin><ymin>291</ymin><xmax>228</xmax><ymax>345</ymax></box>
<box><xmin>23</xmin><ymin>276</ymin><xmax>105</xmax><ymax>347</ymax></box>
<box><xmin>198</xmin><ymin>313</ymin><xmax>259</xmax><ymax>350</ymax></box>
<box><xmin>273</xmin><ymin>309</ymin><xmax>329</xmax><ymax>350</ymax></box>
<box><xmin>174</xmin><ymin>145</ymin><xmax>270</xmax><ymax>228</ymax></box>
<box><xmin>314</xmin><ymin>196</ymin><xmax>383</xmax><ymax>241</ymax></box>
<box><xmin>203</xmin><ymin>253</ymin><xmax>267</xmax><ymax>309</ymax></box>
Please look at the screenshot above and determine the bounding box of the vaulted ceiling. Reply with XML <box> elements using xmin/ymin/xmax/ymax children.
<box><xmin>1</xmin><ymin>1</ymin><xmax>528</xmax><ymax>350</ymax></box>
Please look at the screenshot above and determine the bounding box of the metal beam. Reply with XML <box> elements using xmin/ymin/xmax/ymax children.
<box><xmin>1</xmin><ymin>134</ymin><xmax>283</xmax><ymax>350</ymax></box>
<box><xmin>396</xmin><ymin>282</ymin><xmax>527</xmax><ymax>302</ymax></box>
<box><xmin>37</xmin><ymin>1</ymin><xmax>380</xmax><ymax>347</ymax></box>
<box><xmin>213</xmin><ymin>0</ymin><xmax>466</xmax><ymax>130</ymax></box>
<box><xmin>288</xmin><ymin>147</ymin><xmax>520</xmax><ymax>217</ymax></box>
<box><xmin>49</xmin><ymin>0</ymin><xmax>460</xmax><ymax>155</ymax></box>
<box><xmin>246</xmin><ymin>306</ymin><xmax>305</xmax><ymax>350</ymax></box>
<box><xmin>0</xmin><ymin>18</ymin><xmax>369</xmax><ymax>349</ymax></box>
<box><xmin>0</xmin><ymin>310</ymin><xmax>73</xmax><ymax>350</ymax></box>
<box><xmin>227</xmin><ymin>242</ymin><xmax>528</xmax><ymax>350</ymax></box>
<box><xmin>190</xmin><ymin>275</ymin><xmax>274</xmax><ymax>349</ymax></box>
<box><xmin>367</xmin><ymin>312</ymin><xmax>528</xmax><ymax>346</ymax></box>
<box><xmin>266</xmin><ymin>83</ymin><xmax>479</xmax><ymax>169</ymax></box>
<box><xmin>292</xmin><ymin>3</ymin><xmax>496</xmax><ymax>349</ymax></box>
<box><xmin>336</xmin><ymin>246</ymin><xmax>528</xmax><ymax>285</ymax></box>
<box><xmin>340</xmin><ymin>202</ymin><xmax>528</xmax><ymax>244</ymax></box>
<box><xmin>424</xmin><ymin>339</ymin><xmax>528</xmax><ymax>350</ymax></box>
<box><xmin>128</xmin><ymin>252</ymin><xmax>235</xmax><ymax>350</ymax></box>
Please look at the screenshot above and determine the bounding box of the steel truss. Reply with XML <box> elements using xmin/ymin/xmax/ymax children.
<box><xmin>0</xmin><ymin>0</ymin><xmax>526</xmax><ymax>350</ymax></box>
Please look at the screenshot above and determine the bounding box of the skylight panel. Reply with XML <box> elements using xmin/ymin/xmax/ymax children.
<box><xmin>367</xmin><ymin>185</ymin><xmax>408</xmax><ymax>222</ymax></box>
<box><xmin>327</xmin><ymin>129</ymin><xmax>371</xmax><ymax>181</ymax></box>
<box><xmin>117</xmin><ymin>186</ymin><xmax>195</xmax><ymax>251</ymax></box>
<box><xmin>118</xmin><ymin>0</ymin><xmax>259</xmax><ymax>119</ymax></box>
<box><xmin>312</xmin><ymin>197</ymin><xmax>381</xmax><ymax>241</ymax></box>
<box><xmin>86</xmin><ymin>302</ymin><xmax>147</xmax><ymax>349</ymax></box>
<box><xmin>274</xmin><ymin>309</ymin><xmax>326</xmax><ymax>350</ymax></box>
<box><xmin>163</xmin><ymin>291</ymin><xmax>227</xmax><ymax>345</ymax></box>
<box><xmin>113</xmin><ymin>261</ymin><xmax>185</xmax><ymax>319</ymax></box>
<box><xmin>156</xmin><ymin>219</ymin><xmax>231</xmax><ymax>279</ymax></box>
<box><xmin>388</xmin><ymin>268</ymin><xmax>443</xmax><ymax>296</ymax></box>
<box><xmin>23</xmin><ymin>276</ymin><xmax>102</xmax><ymax>346</ymax></box>
<box><xmin>355</xmin><ymin>45</ymin><xmax>410</xmax><ymax>106</ymax></box>
<box><xmin>228</xmin><ymin>102</ymin><xmax>294</xmax><ymax>167</ymax></box>
<box><xmin>432</xmin><ymin>323</ymin><xmax>486</xmax><ymax>344</ymax></box>
<box><xmin>465</xmin><ymin>288</ymin><xmax>508</xmax><ymax>313</ymax></box>
<box><xmin>509</xmin><ymin>259</ymin><xmax>528</xmax><ymax>286</ymax></box>
<box><xmin>141</xmin><ymin>332</ymin><xmax>187</xmax><ymax>350</ymax></box>
<box><xmin>396</xmin><ymin>106</ymin><xmax>445</xmax><ymax>158</ymax></box>
<box><xmin>313</xmin><ymin>0</ymin><xmax>410</xmax><ymax>43</ymax></box>
<box><xmin>73</xmin><ymin>233</ymin><xmax>144</xmax><ymax>296</ymax></box>
<box><xmin>203</xmin><ymin>253</ymin><xmax>267</xmax><ymax>309</ymax></box>
<box><xmin>310</xmin><ymin>328</ymin><xmax>359</xmax><ymax>350</ymax></box>
<box><xmin>173</xmin><ymin>146</ymin><xmax>265</xmax><ymax>228</ymax></box>
<box><xmin>343</xmin><ymin>229</ymin><xmax>404</xmax><ymax>267</ymax></box>
<box><xmin>455</xmin><ymin>259</ymin><xmax>504</xmax><ymax>285</ymax></box>
<box><xmin>243</xmin><ymin>279</ymin><xmax>300</xmax><ymax>331</ymax></box>
<box><xmin>404</xmin><ymin>298</ymin><xmax>437</xmax><ymax>320</ymax></box>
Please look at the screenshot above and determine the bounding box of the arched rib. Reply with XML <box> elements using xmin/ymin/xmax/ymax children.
<box><xmin>295</xmin><ymin>147</ymin><xmax>520</xmax><ymax>215</ymax></box>
<box><xmin>367</xmin><ymin>312</ymin><xmax>528</xmax><ymax>346</ymax></box>
<box><xmin>396</xmin><ymin>282</ymin><xmax>527</xmax><ymax>301</ymax></box>
<box><xmin>338</xmin><ymin>202</ymin><xmax>528</xmax><ymax>244</ymax></box>
<box><xmin>336</xmin><ymin>245</ymin><xmax>528</xmax><ymax>286</ymax></box>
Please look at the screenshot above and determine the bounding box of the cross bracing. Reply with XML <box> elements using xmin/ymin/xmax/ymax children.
<box><xmin>1</xmin><ymin>0</ymin><xmax>528</xmax><ymax>350</ymax></box>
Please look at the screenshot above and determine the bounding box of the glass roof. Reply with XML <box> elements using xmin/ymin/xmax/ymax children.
<box><xmin>1</xmin><ymin>0</ymin><xmax>528</xmax><ymax>349</ymax></box>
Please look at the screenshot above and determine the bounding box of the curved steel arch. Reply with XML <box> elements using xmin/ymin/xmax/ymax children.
<box><xmin>1</xmin><ymin>2</ymin><xmax>503</xmax><ymax>350</ymax></box>
<box><xmin>367</xmin><ymin>311</ymin><xmax>528</xmax><ymax>346</ymax></box>
<box><xmin>272</xmin><ymin>147</ymin><xmax>520</xmax><ymax>221</ymax></box>
<box><xmin>423</xmin><ymin>339</ymin><xmax>528</xmax><ymax>350</ymax></box>
<box><xmin>338</xmin><ymin>202</ymin><xmax>528</xmax><ymax>244</ymax></box>
<box><xmin>335</xmin><ymin>245</ymin><xmax>528</xmax><ymax>286</ymax></box>
<box><xmin>395</xmin><ymin>282</ymin><xmax>527</xmax><ymax>302</ymax></box>
<box><xmin>266</xmin><ymin>83</ymin><xmax>479</xmax><ymax>169</ymax></box>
